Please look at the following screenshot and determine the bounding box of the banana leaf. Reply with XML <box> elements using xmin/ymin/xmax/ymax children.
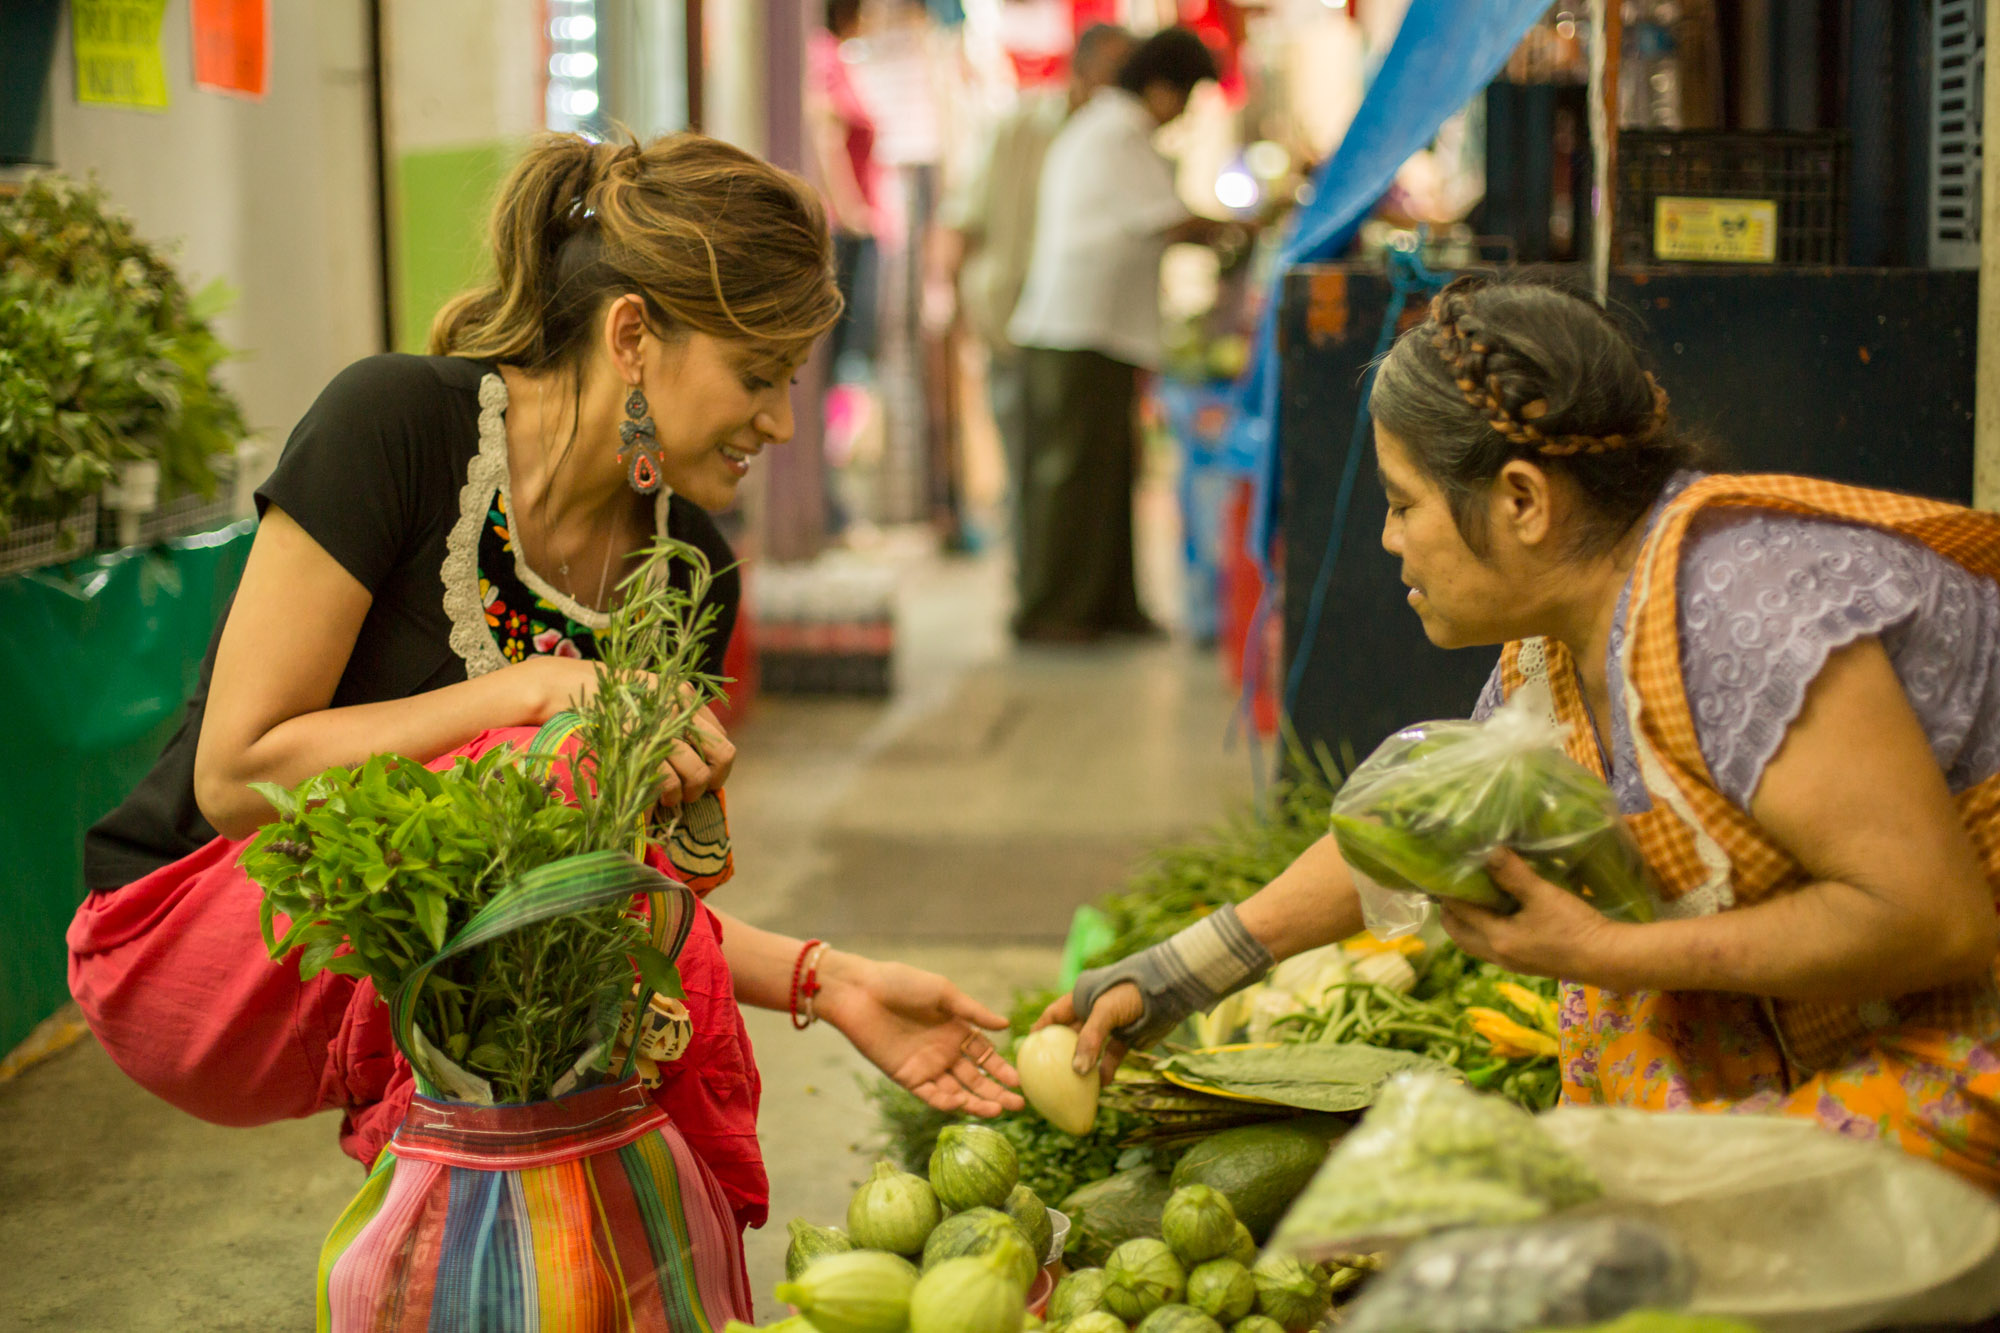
<box><xmin>1153</xmin><ymin>1043</ymin><xmax>1457</xmax><ymax>1114</ymax></box>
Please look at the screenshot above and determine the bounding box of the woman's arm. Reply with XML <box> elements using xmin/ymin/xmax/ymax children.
<box><xmin>1236</xmin><ymin>832</ymin><xmax>1369</xmax><ymax>958</ymax></box>
<box><xmin>708</xmin><ymin>908</ymin><xmax>1024</xmax><ymax>1116</ymax></box>
<box><xmin>194</xmin><ymin>506</ymin><xmax>602</xmax><ymax>838</ymax></box>
<box><xmin>1443</xmin><ymin>637</ymin><xmax>2000</xmax><ymax>1000</ymax></box>
<box><xmin>1041</xmin><ymin>832</ymin><xmax>1366</xmax><ymax>1075</ymax></box>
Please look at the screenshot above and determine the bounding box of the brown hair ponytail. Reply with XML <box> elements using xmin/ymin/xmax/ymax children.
<box><xmin>429</xmin><ymin>131</ymin><xmax>842</xmax><ymax>369</ymax></box>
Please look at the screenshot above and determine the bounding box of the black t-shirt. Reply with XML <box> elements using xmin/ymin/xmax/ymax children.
<box><xmin>84</xmin><ymin>354</ymin><xmax>739</xmax><ymax>892</ymax></box>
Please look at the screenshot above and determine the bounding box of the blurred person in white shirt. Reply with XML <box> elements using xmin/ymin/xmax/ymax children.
<box><xmin>1006</xmin><ymin>28</ymin><xmax>1241</xmax><ymax>642</ymax></box>
<box><xmin>934</xmin><ymin>24</ymin><xmax>1135</xmax><ymax>563</ymax></box>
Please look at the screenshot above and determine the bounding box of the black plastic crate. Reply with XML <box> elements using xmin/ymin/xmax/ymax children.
<box><xmin>1616</xmin><ymin>129</ymin><xmax>1850</xmax><ymax>265</ymax></box>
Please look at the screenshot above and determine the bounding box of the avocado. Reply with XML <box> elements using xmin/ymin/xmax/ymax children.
<box><xmin>1060</xmin><ymin>1166</ymin><xmax>1174</xmax><ymax>1268</ymax></box>
<box><xmin>1168</xmin><ymin>1119</ymin><xmax>1345</xmax><ymax>1242</ymax></box>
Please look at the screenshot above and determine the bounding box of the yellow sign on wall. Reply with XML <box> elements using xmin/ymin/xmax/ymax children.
<box><xmin>73</xmin><ymin>0</ymin><xmax>170</xmax><ymax>111</ymax></box>
<box><xmin>1654</xmin><ymin>197</ymin><xmax>1778</xmax><ymax>263</ymax></box>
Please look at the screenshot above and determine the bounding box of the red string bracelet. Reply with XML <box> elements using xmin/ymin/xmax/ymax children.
<box><xmin>789</xmin><ymin>938</ymin><xmax>826</xmax><ymax>1030</ymax></box>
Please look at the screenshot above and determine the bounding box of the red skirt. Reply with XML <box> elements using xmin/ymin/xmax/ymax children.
<box><xmin>65</xmin><ymin>728</ymin><xmax>771</xmax><ymax>1232</ymax></box>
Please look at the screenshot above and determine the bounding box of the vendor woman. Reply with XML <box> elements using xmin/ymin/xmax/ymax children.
<box><xmin>1047</xmin><ymin>274</ymin><xmax>2000</xmax><ymax>1187</ymax></box>
<box><xmin>70</xmin><ymin>131</ymin><xmax>1022</xmax><ymax>1239</ymax></box>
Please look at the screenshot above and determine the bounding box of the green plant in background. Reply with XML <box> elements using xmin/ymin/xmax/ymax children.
<box><xmin>0</xmin><ymin>172</ymin><xmax>246</xmax><ymax>527</ymax></box>
<box><xmin>1079</xmin><ymin>745</ymin><xmax>1345</xmax><ymax>974</ymax></box>
<box><xmin>240</xmin><ymin>539</ymin><xmax>723</xmax><ymax>1102</ymax></box>
<box><xmin>0</xmin><ymin>275</ymin><xmax>130</xmax><ymax>530</ymax></box>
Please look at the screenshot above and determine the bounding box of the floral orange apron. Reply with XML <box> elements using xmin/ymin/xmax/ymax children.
<box><xmin>1494</xmin><ymin>473</ymin><xmax>2000</xmax><ymax>1188</ymax></box>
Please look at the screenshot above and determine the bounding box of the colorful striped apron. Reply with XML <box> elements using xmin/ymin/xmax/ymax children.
<box><xmin>317</xmin><ymin>1072</ymin><xmax>754</xmax><ymax>1331</ymax></box>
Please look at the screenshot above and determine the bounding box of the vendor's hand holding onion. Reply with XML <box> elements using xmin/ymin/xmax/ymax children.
<box><xmin>1035</xmin><ymin>986</ymin><xmax>1136</xmax><ymax>1086</ymax></box>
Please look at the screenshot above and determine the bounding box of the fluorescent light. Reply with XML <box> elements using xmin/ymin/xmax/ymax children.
<box><xmin>1215</xmin><ymin>168</ymin><xmax>1260</xmax><ymax>211</ymax></box>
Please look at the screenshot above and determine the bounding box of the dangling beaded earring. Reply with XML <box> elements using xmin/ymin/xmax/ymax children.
<box><xmin>618</xmin><ymin>384</ymin><xmax>664</xmax><ymax>494</ymax></box>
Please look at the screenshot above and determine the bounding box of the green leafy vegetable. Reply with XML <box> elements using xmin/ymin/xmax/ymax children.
<box><xmin>239</xmin><ymin>539</ymin><xmax>725</xmax><ymax>1102</ymax></box>
<box><xmin>1154</xmin><ymin>1045</ymin><xmax>1455</xmax><ymax>1114</ymax></box>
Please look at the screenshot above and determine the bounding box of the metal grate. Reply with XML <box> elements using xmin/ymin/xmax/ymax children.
<box><xmin>1615</xmin><ymin>131</ymin><xmax>1849</xmax><ymax>265</ymax></box>
<box><xmin>1931</xmin><ymin>0</ymin><xmax>1986</xmax><ymax>268</ymax></box>
<box><xmin>0</xmin><ymin>501</ymin><xmax>96</xmax><ymax>578</ymax></box>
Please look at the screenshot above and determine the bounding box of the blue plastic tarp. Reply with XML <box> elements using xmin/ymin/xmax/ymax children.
<box><xmin>1231</xmin><ymin>0</ymin><xmax>1557</xmax><ymax>566</ymax></box>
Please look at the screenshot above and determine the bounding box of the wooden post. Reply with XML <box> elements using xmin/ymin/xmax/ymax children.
<box><xmin>1979</xmin><ymin>0</ymin><xmax>2000</xmax><ymax>511</ymax></box>
<box><xmin>684</xmin><ymin>0</ymin><xmax>703</xmax><ymax>132</ymax></box>
<box><xmin>1590</xmin><ymin>0</ymin><xmax>1624</xmax><ymax>301</ymax></box>
<box><xmin>755</xmin><ymin>0</ymin><xmax>827</xmax><ymax>561</ymax></box>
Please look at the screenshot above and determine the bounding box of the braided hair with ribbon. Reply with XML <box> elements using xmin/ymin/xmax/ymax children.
<box><xmin>1372</xmin><ymin>274</ymin><xmax>1710</xmax><ymax>557</ymax></box>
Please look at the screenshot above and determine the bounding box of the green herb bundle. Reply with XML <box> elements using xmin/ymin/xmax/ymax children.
<box><xmin>0</xmin><ymin>173</ymin><xmax>245</xmax><ymax>527</ymax></box>
<box><xmin>1256</xmin><ymin>955</ymin><xmax>1563</xmax><ymax>1112</ymax></box>
<box><xmin>240</xmin><ymin>538</ymin><xmax>724</xmax><ymax>1103</ymax></box>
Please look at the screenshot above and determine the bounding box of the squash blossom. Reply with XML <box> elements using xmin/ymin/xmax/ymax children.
<box><xmin>1466</xmin><ymin>1007</ymin><xmax>1560</xmax><ymax>1059</ymax></box>
<box><xmin>1495</xmin><ymin>982</ymin><xmax>1560</xmax><ymax>1036</ymax></box>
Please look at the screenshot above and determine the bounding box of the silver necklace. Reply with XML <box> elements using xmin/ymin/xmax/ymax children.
<box><xmin>533</xmin><ymin>419</ymin><xmax>620</xmax><ymax>611</ymax></box>
<box><xmin>537</xmin><ymin>495</ymin><xmax>619</xmax><ymax>611</ymax></box>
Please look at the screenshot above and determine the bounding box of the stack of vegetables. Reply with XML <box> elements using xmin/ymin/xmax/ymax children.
<box><xmin>735</xmin><ymin>1124</ymin><xmax>1060</xmax><ymax>1333</ymax></box>
<box><xmin>1040</xmin><ymin>1182</ymin><xmax>1348</xmax><ymax>1333</ymax></box>
<box><xmin>866</xmin><ymin>742</ymin><xmax>1574</xmax><ymax>1280</ymax></box>
<box><xmin>1327</xmin><ymin>684</ymin><xmax>1660</xmax><ymax>931</ymax></box>
<box><xmin>755</xmin><ymin>1130</ymin><xmax>1350</xmax><ymax>1333</ymax></box>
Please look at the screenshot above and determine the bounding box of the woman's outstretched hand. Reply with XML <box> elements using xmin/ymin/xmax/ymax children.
<box><xmin>818</xmin><ymin>953</ymin><xmax>1025</xmax><ymax>1117</ymax></box>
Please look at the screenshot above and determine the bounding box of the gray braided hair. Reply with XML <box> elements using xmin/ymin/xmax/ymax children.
<box><xmin>1372</xmin><ymin>274</ymin><xmax>1711</xmax><ymax>557</ymax></box>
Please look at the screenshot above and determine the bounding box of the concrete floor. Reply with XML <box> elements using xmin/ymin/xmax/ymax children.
<box><xmin>0</xmin><ymin>506</ymin><xmax>1257</xmax><ymax>1329</ymax></box>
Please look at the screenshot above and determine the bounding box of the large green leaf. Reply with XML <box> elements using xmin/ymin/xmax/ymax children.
<box><xmin>1156</xmin><ymin>1044</ymin><xmax>1457</xmax><ymax>1114</ymax></box>
<box><xmin>388</xmin><ymin>849</ymin><xmax>693</xmax><ymax>1079</ymax></box>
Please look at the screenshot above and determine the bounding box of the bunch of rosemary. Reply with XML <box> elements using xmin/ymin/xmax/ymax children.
<box><xmin>241</xmin><ymin>538</ymin><xmax>725</xmax><ymax>1103</ymax></box>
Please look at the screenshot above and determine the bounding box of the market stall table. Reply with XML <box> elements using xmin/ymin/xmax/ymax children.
<box><xmin>0</xmin><ymin>523</ymin><xmax>252</xmax><ymax>1056</ymax></box>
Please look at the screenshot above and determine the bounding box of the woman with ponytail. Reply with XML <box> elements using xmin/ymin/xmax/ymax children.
<box><xmin>1047</xmin><ymin>274</ymin><xmax>2000</xmax><ymax>1191</ymax></box>
<box><xmin>71</xmin><ymin>133</ymin><xmax>1022</xmax><ymax>1248</ymax></box>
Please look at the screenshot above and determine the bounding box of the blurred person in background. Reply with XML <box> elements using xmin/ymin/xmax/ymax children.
<box><xmin>933</xmin><ymin>23</ymin><xmax>1135</xmax><ymax>564</ymax></box>
<box><xmin>810</xmin><ymin>0</ymin><xmax>880</xmax><ymax>385</ymax></box>
<box><xmin>1007</xmin><ymin>27</ymin><xmax>1244</xmax><ymax>642</ymax></box>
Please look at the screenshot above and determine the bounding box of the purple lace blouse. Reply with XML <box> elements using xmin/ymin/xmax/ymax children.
<box><xmin>1474</xmin><ymin>474</ymin><xmax>2000</xmax><ymax>814</ymax></box>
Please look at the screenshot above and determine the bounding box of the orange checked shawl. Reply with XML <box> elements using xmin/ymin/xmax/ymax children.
<box><xmin>1494</xmin><ymin>473</ymin><xmax>2000</xmax><ymax>1188</ymax></box>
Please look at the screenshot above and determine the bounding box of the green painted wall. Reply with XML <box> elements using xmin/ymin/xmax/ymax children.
<box><xmin>392</xmin><ymin>141</ymin><xmax>519</xmax><ymax>353</ymax></box>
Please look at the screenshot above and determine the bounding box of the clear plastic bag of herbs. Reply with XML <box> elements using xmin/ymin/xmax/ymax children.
<box><xmin>1328</xmin><ymin>681</ymin><xmax>1661</xmax><ymax>939</ymax></box>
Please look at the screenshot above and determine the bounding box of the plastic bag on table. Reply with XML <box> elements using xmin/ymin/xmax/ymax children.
<box><xmin>1537</xmin><ymin>1107</ymin><xmax>2000</xmax><ymax>1333</ymax></box>
<box><xmin>1329</xmin><ymin>682</ymin><xmax>1660</xmax><ymax>940</ymax></box>
<box><xmin>1339</xmin><ymin>1216</ymin><xmax>1695</xmax><ymax>1333</ymax></box>
<box><xmin>1266</xmin><ymin>1072</ymin><xmax>1601</xmax><ymax>1260</ymax></box>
